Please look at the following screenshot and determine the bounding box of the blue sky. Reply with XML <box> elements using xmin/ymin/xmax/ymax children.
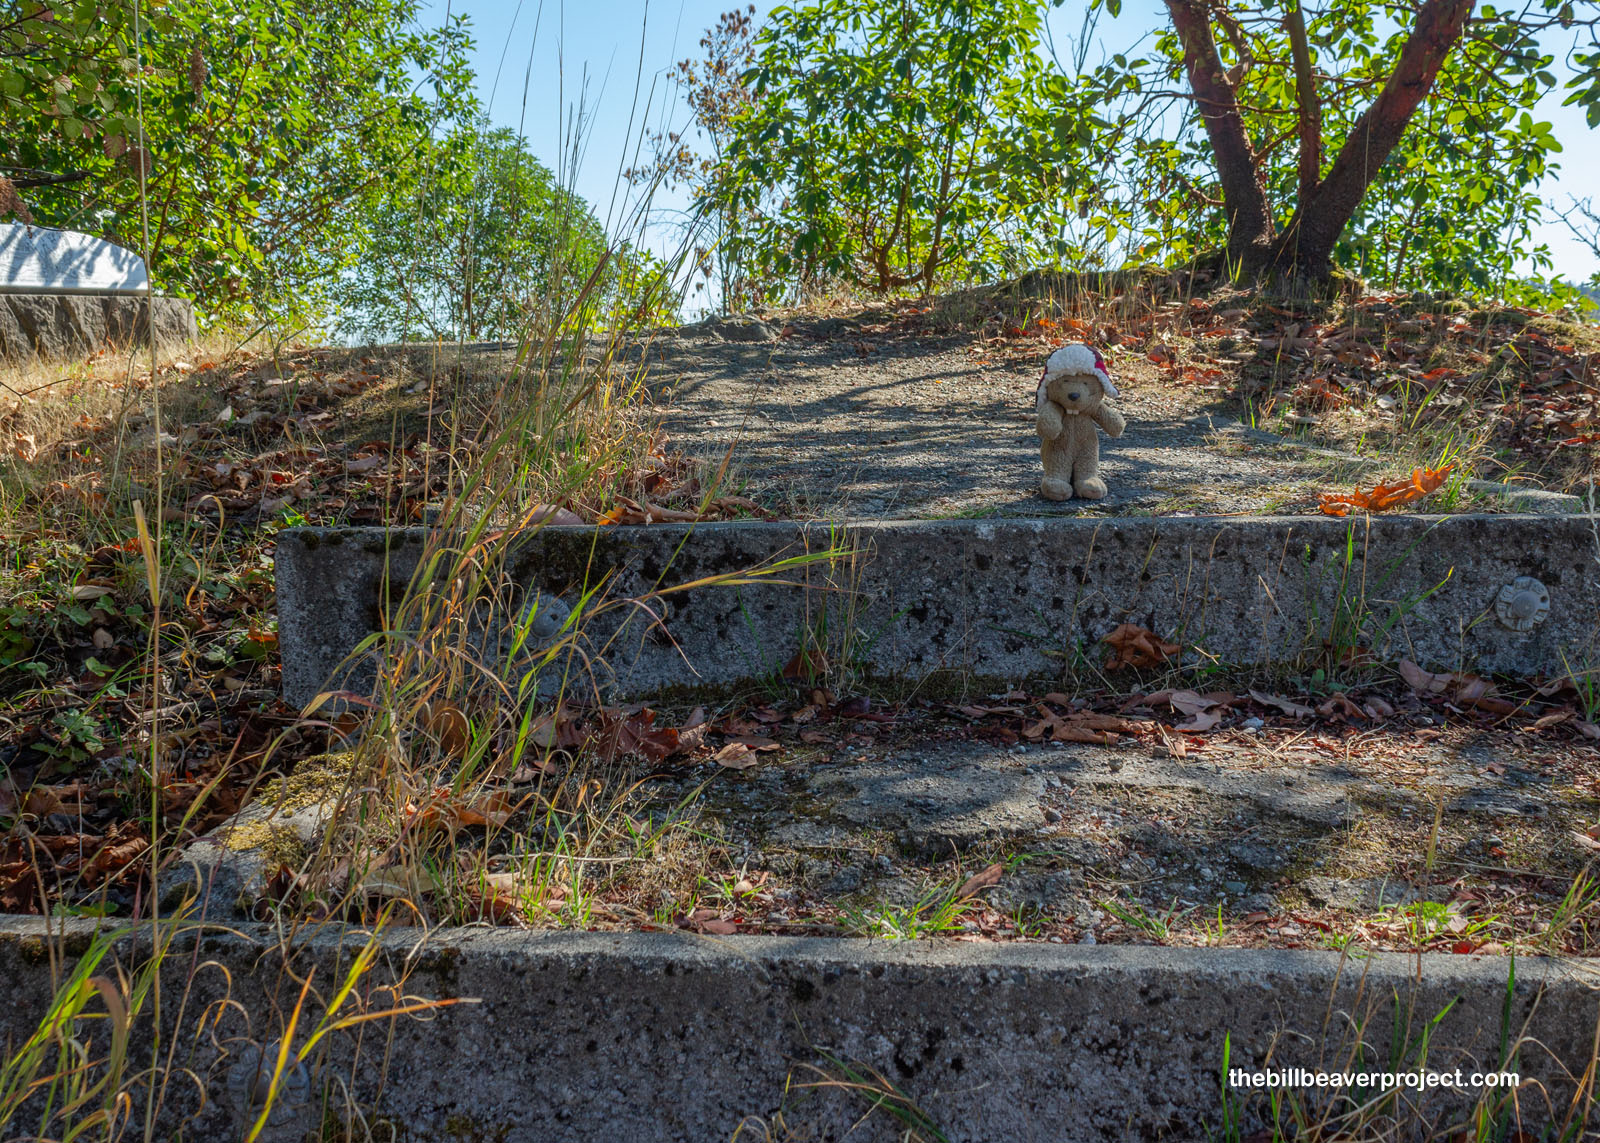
<box><xmin>425</xmin><ymin>0</ymin><xmax>1600</xmax><ymax>284</ymax></box>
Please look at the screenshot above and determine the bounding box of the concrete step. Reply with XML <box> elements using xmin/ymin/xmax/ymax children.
<box><xmin>1</xmin><ymin>916</ymin><xmax>1592</xmax><ymax>1142</ymax></box>
<box><xmin>276</xmin><ymin>514</ymin><xmax>1600</xmax><ymax>706</ymax></box>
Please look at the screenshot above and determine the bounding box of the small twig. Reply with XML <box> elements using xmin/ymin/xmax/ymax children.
<box><xmin>0</xmin><ymin>375</ymin><xmax>74</xmax><ymax>399</ymax></box>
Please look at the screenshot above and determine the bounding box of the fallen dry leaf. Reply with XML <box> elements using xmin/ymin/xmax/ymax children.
<box><xmin>81</xmin><ymin>826</ymin><xmax>149</xmax><ymax>886</ymax></box>
<box><xmin>530</xmin><ymin>503</ymin><xmax>584</xmax><ymax>526</ymax></box>
<box><xmin>1102</xmin><ymin>624</ymin><xmax>1180</xmax><ymax>671</ymax></box>
<box><xmin>723</xmin><ymin>734</ymin><xmax>779</xmax><ymax>751</ymax></box>
<box><xmin>1166</xmin><ymin>690</ymin><xmax>1222</xmax><ymax>717</ymax></box>
<box><xmin>1158</xmin><ymin>689</ymin><xmax>1228</xmax><ymax>732</ymax></box>
<box><xmin>1363</xmin><ymin>696</ymin><xmax>1396</xmax><ymax>719</ymax></box>
<box><xmin>1250</xmin><ymin>690</ymin><xmax>1314</xmax><ymax>718</ymax></box>
<box><xmin>1058</xmin><ymin>724</ymin><xmax>1119</xmax><ymax>744</ymax></box>
<box><xmin>956</xmin><ymin>862</ymin><xmax>1005</xmax><ymax>899</ymax></box>
<box><xmin>1399</xmin><ymin>659</ymin><xmax>1453</xmax><ymax>694</ymax></box>
<box><xmin>1319</xmin><ymin>464</ymin><xmax>1452</xmax><ymax>516</ymax></box>
<box><xmin>1398</xmin><ymin>661</ymin><xmax>1516</xmax><ymax>715</ymax></box>
<box><xmin>594</xmin><ymin>708</ymin><xmax>683</xmax><ymax>762</ymax></box>
<box><xmin>713</xmin><ymin>742</ymin><xmax>757</xmax><ymax>770</ymax></box>
<box><xmin>1175</xmin><ymin>710</ymin><xmax>1222</xmax><ymax>732</ymax></box>
<box><xmin>676</xmin><ymin>722</ymin><xmax>709</xmax><ymax>755</ymax></box>
<box><xmin>425</xmin><ymin>702</ymin><xmax>471</xmax><ymax>758</ymax></box>
<box><xmin>359</xmin><ymin>867</ymin><xmax>425</xmax><ymax>899</ymax></box>
<box><xmin>781</xmin><ymin>643</ymin><xmax>829</xmax><ymax>682</ymax></box>
<box><xmin>408</xmin><ymin>789</ymin><xmax>519</xmax><ymax>832</ymax></box>
<box><xmin>1317</xmin><ymin>693</ymin><xmax>1364</xmax><ymax>720</ymax></box>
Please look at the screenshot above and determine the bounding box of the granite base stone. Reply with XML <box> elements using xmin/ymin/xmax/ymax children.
<box><xmin>0</xmin><ymin>293</ymin><xmax>196</xmax><ymax>359</ymax></box>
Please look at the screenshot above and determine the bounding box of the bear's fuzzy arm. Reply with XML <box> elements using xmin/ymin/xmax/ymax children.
<box><xmin>1093</xmin><ymin>404</ymin><xmax>1126</xmax><ymax>438</ymax></box>
<box><xmin>1037</xmin><ymin>398</ymin><xmax>1065</xmax><ymax>441</ymax></box>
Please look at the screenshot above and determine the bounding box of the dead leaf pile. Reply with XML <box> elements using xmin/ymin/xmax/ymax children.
<box><xmin>1134</xmin><ymin>290</ymin><xmax>1599</xmax><ymax>487</ymax></box>
<box><xmin>1398</xmin><ymin>660</ymin><xmax>1519</xmax><ymax>717</ymax></box>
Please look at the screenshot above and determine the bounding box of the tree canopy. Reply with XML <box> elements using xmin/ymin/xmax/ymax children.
<box><xmin>689</xmin><ymin>0</ymin><xmax>1600</xmax><ymax>301</ymax></box>
<box><xmin>336</xmin><ymin>124</ymin><xmax>674</xmax><ymax>344</ymax></box>
<box><xmin>3</xmin><ymin>0</ymin><xmax>475</xmax><ymax>320</ymax></box>
<box><xmin>715</xmin><ymin>0</ymin><xmax>1104</xmax><ymax>299</ymax></box>
<box><xmin>1139</xmin><ymin>0</ymin><xmax>1589</xmax><ymax>284</ymax></box>
<box><xmin>10</xmin><ymin>0</ymin><xmax>1600</xmax><ymax>321</ymax></box>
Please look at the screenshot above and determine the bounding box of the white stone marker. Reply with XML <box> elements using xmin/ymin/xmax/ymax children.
<box><xmin>0</xmin><ymin>223</ymin><xmax>148</xmax><ymax>294</ymax></box>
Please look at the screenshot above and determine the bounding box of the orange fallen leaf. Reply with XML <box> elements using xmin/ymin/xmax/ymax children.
<box><xmin>1319</xmin><ymin>465</ymin><xmax>1452</xmax><ymax>516</ymax></box>
<box><xmin>424</xmin><ymin>702</ymin><xmax>471</xmax><ymax>758</ymax></box>
<box><xmin>408</xmin><ymin>789</ymin><xmax>519</xmax><ymax>831</ymax></box>
<box><xmin>1054</xmin><ymin>725</ymin><xmax>1118</xmax><ymax>744</ymax></box>
<box><xmin>781</xmin><ymin>644</ymin><xmax>828</xmax><ymax>682</ymax></box>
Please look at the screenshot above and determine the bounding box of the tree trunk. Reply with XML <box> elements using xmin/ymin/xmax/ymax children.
<box><xmin>1268</xmin><ymin>0</ymin><xmax>1473</xmax><ymax>278</ymax></box>
<box><xmin>1283</xmin><ymin>0</ymin><xmax>1321</xmax><ymax>208</ymax></box>
<box><xmin>1164</xmin><ymin>0</ymin><xmax>1275</xmax><ymax>270</ymax></box>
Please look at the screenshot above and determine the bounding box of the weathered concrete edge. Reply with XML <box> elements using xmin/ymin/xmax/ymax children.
<box><xmin>0</xmin><ymin>292</ymin><xmax>197</xmax><ymax>359</ymax></box>
<box><xmin>275</xmin><ymin>514</ymin><xmax>1600</xmax><ymax>707</ymax></box>
<box><xmin>1</xmin><ymin>916</ymin><xmax>1595</xmax><ymax>1141</ymax></box>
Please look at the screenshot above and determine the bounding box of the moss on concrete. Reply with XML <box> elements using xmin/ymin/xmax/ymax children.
<box><xmin>222</xmin><ymin>750</ymin><xmax>358</xmax><ymax>856</ymax></box>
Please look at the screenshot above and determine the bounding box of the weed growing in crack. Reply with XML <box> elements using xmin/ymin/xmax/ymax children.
<box><xmin>1098</xmin><ymin>895</ymin><xmax>1185</xmax><ymax>941</ymax></box>
<box><xmin>840</xmin><ymin>882</ymin><xmax>977</xmax><ymax>941</ymax></box>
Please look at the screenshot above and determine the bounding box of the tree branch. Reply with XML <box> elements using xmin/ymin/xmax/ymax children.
<box><xmin>1</xmin><ymin>167</ymin><xmax>91</xmax><ymax>188</ymax></box>
<box><xmin>1275</xmin><ymin>0</ymin><xmax>1475</xmax><ymax>273</ymax></box>
<box><xmin>1283</xmin><ymin>0</ymin><xmax>1322</xmax><ymax>205</ymax></box>
<box><xmin>1163</xmin><ymin>0</ymin><xmax>1276</xmax><ymax>260</ymax></box>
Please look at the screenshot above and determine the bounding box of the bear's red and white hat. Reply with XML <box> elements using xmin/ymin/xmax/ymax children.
<box><xmin>1038</xmin><ymin>343</ymin><xmax>1118</xmax><ymax>398</ymax></box>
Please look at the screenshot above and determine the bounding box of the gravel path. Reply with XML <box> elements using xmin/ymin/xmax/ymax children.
<box><xmin>645</xmin><ymin>312</ymin><xmax>1334</xmax><ymax>519</ymax></box>
<box><xmin>648</xmin><ymin>712</ymin><xmax>1598</xmax><ymax>939</ymax></box>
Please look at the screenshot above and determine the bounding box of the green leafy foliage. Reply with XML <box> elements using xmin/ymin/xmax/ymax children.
<box><xmin>714</xmin><ymin>0</ymin><xmax>1102</xmax><ymax>299</ymax></box>
<box><xmin>335</xmin><ymin>124</ymin><xmax>675</xmax><ymax>343</ymax></box>
<box><xmin>1092</xmin><ymin>0</ymin><xmax>1590</xmax><ymax>288</ymax></box>
<box><xmin>698</xmin><ymin>0</ymin><xmax>1600</xmax><ymax>300</ymax></box>
<box><xmin>2</xmin><ymin>0</ymin><xmax>474</xmax><ymax>322</ymax></box>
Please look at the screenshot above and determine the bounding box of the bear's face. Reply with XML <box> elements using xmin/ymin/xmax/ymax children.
<box><xmin>1044</xmin><ymin>372</ymin><xmax>1107</xmax><ymax>415</ymax></box>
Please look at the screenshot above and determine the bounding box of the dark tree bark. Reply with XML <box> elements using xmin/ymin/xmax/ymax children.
<box><xmin>1166</xmin><ymin>0</ymin><xmax>1474</xmax><ymax>282</ymax></box>
<box><xmin>1283</xmin><ymin>0</ymin><xmax>1321</xmax><ymax>207</ymax></box>
<box><xmin>1164</xmin><ymin>0</ymin><xmax>1275</xmax><ymax>269</ymax></box>
<box><xmin>0</xmin><ymin>167</ymin><xmax>90</xmax><ymax>188</ymax></box>
<box><xmin>1270</xmin><ymin>0</ymin><xmax>1474</xmax><ymax>276</ymax></box>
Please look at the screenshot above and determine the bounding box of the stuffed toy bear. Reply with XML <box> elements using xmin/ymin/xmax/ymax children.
<box><xmin>1035</xmin><ymin>343</ymin><xmax>1126</xmax><ymax>501</ymax></box>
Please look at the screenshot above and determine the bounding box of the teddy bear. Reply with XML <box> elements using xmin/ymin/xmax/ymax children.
<box><xmin>1035</xmin><ymin>343</ymin><xmax>1126</xmax><ymax>501</ymax></box>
